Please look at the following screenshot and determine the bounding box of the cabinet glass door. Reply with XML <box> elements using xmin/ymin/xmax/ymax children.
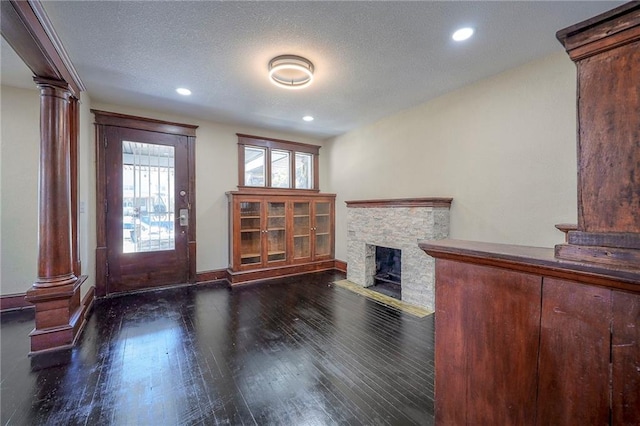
<box><xmin>267</xmin><ymin>202</ymin><xmax>286</xmax><ymax>263</ymax></box>
<box><xmin>239</xmin><ymin>201</ymin><xmax>262</xmax><ymax>265</ymax></box>
<box><xmin>293</xmin><ymin>202</ymin><xmax>311</xmax><ymax>259</ymax></box>
<box><xmin>314</xmin><ymin>202</ymin><xmax>332</xmax><ymax>257</ymax></box>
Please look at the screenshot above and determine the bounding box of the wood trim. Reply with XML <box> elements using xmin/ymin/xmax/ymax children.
<box><xmin>196</xmin><ymin>269</ymin><xmax>229</xmax><ymax>283</ymax></box>
<box><xmin>187</xmin><ymin>134</ymin><xmax>197</xmax><ymax>283</ymax></box>
<box><xmin>556</xmin><ymin>3</ymin><xmax>640</xmax><ymax>60</ymax></box>
<box><xmin>70</xmin><ymin>97</ymin><xmax>80</xmax><ymax>276</ymax></box>
<box><xmin>555</xmin><ymin>244</ymin><xmax>640</xmax><ymax>269</ymax></box>
<box><xmin>567</xmin><ymin>231</ymin><xmax>640</xmax><ymax>250</ymax></box>
<box><xmin>75</xmin><ymin>284</ymin><xmax>95</xmax><ymax>345</ymax></box>
<box><xmin>334</xmin><ymin>259</ymin><xmax>347</xmax><ymax>273</ymax></box>
<box><xmin>231</xmin><ymin>189</ymin><xmax>330</xmax><ymax>197</ymax></box>
<box><xmin>346</xmin><ymin>197</ymin><xmax>453</xmax><ymax>208</ymax></box>
<box><xmin>0</xmin><ymin>293</ymin><xmax>33</xmax><ymax>312</ymax></box>
<box><xmin>555</xmin><ymin>223</ymin><xmax>578</xmax><ymax>243</ymax></box>
<box><xmin>227</xmin><ymin>260</ymin><xmax>336</xmax><ymax>285</ymax></box>
<box><xmin>237</xmin><ymin>133</ymin><xmax>321</xmax><ymax>153</ymax></box>
<box><xmin>1</xmin><ymin>0</ymin><xmax>85</xmax><ymax>96</ymax></box>
<box><xmin>420</xmin><ymin>239</ymin><xmax>640</xmax><ymax>292</ymax></box>
<box><xmin>91</xmin><ymin>110</ymin><xmax>198</xmax><ymax>137</ymax></box>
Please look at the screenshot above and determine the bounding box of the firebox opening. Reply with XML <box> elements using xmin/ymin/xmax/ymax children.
<box><xmin>371</xmin><ymin>246</ymin><xmax>401</xmax><ymax>300</ymax></box>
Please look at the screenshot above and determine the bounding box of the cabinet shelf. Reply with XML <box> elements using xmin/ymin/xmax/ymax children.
<box><xmin>268</xmin><ymin>215</ymin><xmax>286</xmax><ymax>218</ymax></box>
<box><xmin>316</xmin><ymin>232</ymin><xmax>330</xmax><ymax>236</ymax></box>
<box><xmin>240</xmin><ymin>252</ymin><xmax>261</xmax><ymax>259</ymax></box>
<box><xmin>240</xmin><ymin>228</ymin><xmax>261</xmax><ymax>232</ymax></box>
<box><xmin>268</xmin><ymin>228</ymin><xmax>285</xmax><ymax>231</ymax></box>
<box><xmin>294</xmin><ymin>234</ymin><xmax>310</xmax><ymax>238</ymax></box>
<box><xmin>240</xmin><ymin>215</ymin><xmax>261</xmax><ymax>219</ymax></box>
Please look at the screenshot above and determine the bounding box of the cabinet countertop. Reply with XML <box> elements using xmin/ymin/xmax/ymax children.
<box><xmin>419</xmin><ymin>239</ymin><xmax>640</xmax><ymax>292</ymax></box>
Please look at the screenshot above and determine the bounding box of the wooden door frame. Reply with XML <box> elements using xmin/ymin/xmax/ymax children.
<box><xmin>93</xmin><ymin>110</ymin><xmax>198</xmax><ymax>297</ymax></box>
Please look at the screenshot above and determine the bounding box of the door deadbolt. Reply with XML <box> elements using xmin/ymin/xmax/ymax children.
<box><xmin>179</xmin><ymin>209</ymin><xmax>189</xmax><ymax>226</ymax></box>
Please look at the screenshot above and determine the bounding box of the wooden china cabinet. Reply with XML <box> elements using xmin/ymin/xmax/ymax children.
<box><xmin>227</xmin><ymin>191</ymin><xmax>335</xmax><ymax>284</ymax></box>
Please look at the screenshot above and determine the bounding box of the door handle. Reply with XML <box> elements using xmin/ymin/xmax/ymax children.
<box><xmin>179</xmin><ymin>209</ymin><xmax>189</xmax><ymax>226</ymax></box>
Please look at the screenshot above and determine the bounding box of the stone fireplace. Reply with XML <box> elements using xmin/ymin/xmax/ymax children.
<box><xmin>345</xmin><ymin>198</ymin><xmax>452</xmax><ymax>311</ymax></box>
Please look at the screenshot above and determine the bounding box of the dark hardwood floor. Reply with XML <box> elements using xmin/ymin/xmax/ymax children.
<box><xmin>1</xmin><ymin>271</ymin><xmax>435</xmax><ymax>425</ymax></box>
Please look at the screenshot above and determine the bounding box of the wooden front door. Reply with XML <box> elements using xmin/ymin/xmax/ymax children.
<box><xmin>103</xmin><ymin>125</ymin><xmax>192</xmax><ymax>294</ymax></box>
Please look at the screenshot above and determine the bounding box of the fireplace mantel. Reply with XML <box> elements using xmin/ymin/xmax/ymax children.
<box><xmin>345</xmin><ymin>197</ymin><xmax>453</xmax><ymax>208</ymax></box>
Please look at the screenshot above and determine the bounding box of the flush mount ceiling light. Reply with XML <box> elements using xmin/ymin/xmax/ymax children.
<box><xmin>452</xmin><ymin>27</ymin><xmax>474</xmax><ymax>42</ymax></box>
<box><xmin>176</xmin><ymin>87</ymin><xmax>192</xmax><ymax>96</ymax></box>
<box><xmin>302</xmin><ymin>115</ymin><xmax>314</xmax><ymax>122</ymax></box>
<box><xmin>268</xmin><ymin>55</ymin><xmax>314</xmax><ymax>89</ymax></box>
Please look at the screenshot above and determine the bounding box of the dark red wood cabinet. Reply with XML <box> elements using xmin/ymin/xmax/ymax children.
<box><xmin>421</xmin><ymin>240</ymin><xmax>640</xmax><ymax>425</ymax></box>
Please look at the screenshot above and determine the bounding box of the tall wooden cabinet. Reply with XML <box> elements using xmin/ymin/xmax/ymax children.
<box><xmin>227</xmin><ymin>191</ymin><xmax>335</xmax><ymax>284</ymax></box>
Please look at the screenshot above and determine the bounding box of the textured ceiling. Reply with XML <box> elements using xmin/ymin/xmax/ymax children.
<box><xmin>1</xmin><ymin>1</ymin><xmax>626</xmax><ymax>139</ymax></box>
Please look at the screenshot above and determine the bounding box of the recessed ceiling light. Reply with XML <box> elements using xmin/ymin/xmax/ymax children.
<box><xmin>302</xmin><ymin>116</ymin><xmax>314</xmax><ymax>122</ymax></box>
<box><xmin>452</xmin><ymin>27</ymin><xmax>474</xmax><ymax>42</ymax></box>
<box><xmin>176</xmin><ymin>87</ymin><xmax>192</xmax><ymax>96</ymax></box>
<box><xmin>269</xmin><ymin>55</ymin><xmax>314</xmax><ymax>89</ymax></box>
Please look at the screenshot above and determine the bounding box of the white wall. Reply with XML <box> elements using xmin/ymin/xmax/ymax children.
<box><xmin>78</xmin><ymin>91</ymin><xmax>96</xmax><ymax>299</ymax></box>
<box><xmin>0</xmin><ymin>85</ymin><xmax>40</xmax><ymax>295</ymax></box>
<box><xmin>326</xmin><ymin>52</ymin><xmax>578</xmax><ymax>261</ymax></box>
<box><xmin>90</xmin><ymin>102</ymin><xmax>327</xmax><ymax>273</ymax></box>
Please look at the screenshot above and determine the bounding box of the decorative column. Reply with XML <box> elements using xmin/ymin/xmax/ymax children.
<box><xmin>25</xmin><ymin>78</ymin><xmax>85</xmax><ymax>354</ymax></box>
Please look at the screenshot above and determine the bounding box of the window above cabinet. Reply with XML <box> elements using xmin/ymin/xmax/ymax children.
<box><xmin>238</xmin><ymin>134</ymin><xmax>320</xmax><ymax>192</ymax></box>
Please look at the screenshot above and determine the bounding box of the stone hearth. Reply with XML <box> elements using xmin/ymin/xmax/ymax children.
<box><xmin>345</xmin><ymin>198</ymin><xmax>452</xmax><ymax>311</ymax></box>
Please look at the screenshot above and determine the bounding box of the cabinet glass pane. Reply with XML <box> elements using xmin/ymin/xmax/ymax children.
<box><xmin>314</xmin><ymin>202</ymin><xmax>331</xmax><ymax>257</ymax></box>
<box><xmin>267</xmin><ymin>202</ymin><xmax>286</xmax><ymax>262</ymax></box>
<box><xmin>271</xmin><ymin>150</ymin><xmax>290</xmax><ymax>188</ymax></box>
<box><xmin>239</xmin><ymin>201</ymin><xmax>261</xmax><ymax>264</ymax></box>
<box><xmin>295</xmin><ymin>153</ymin><xmax>313</xmax><ymax>189</ymax></box>
<box><xmin>315</xmin><ymin>234</ymin><xmax>331</xmax><ymax>257</ymax></box>
<box><xmin>293</xmin><ymin>202</ymin><xmax>311</xmax><ymax>259</ymax></box>
<box><xmin>245</xmin><ymin>146</ymin><xmax>266</xmax><ymax>187</ymax></box>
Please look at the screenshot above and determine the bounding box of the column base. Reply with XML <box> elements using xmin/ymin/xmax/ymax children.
<box><xmin>25</xmin><ymin>275</ymin><xmax>89</xmax><ymax>355</ymax></box>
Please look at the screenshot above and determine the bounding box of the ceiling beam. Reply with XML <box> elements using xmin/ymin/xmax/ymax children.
<box><xmin>1</xmin><ymin>0</ymin><xmax>85</xmax><ymax>97</ymax></box>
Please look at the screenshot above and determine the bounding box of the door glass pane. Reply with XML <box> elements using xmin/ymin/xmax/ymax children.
<box><xmin>239</xmin><ymin>202</ymin><xmax>262</xmax><ymax>265</ymax></box>
<box><xmin>123</xmin><ymin>141</ymin><xmax>175</xmax><ymax>253</ymax></box>
<box><xmin>295</xmin><ymin>153</ymin><xmax>313</xmax><ymax>189</ymax></box>
<box><xmin>245</xmin><ymin>146</ymin><xmax>266</xmax><ymax>186</ymax></box>
<box><xmin>293</xmin><ymin>202</ymin><xmax>311</xmax><ymax>259</ymax></box>
<box><xmin>267</xmin><ymin>202</ymin><xmax>286</xmax><ymax>262</ymax></box>
<box><xmin>271</xmin><ymin>149</ymin><xmax>290</xmax><ymax>188</ymax></box>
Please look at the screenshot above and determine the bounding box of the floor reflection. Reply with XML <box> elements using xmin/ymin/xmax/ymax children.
<box><xmin>1</xmin><ymin>271</ymin><xmax>435</xmax><ymax>425</ymax></box>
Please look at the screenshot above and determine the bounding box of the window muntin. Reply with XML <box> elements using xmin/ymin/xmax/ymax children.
<box><xmin>238</xmin><ymin>135</ymin><xmax>319</xmax><ymax>190</ymax></box>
